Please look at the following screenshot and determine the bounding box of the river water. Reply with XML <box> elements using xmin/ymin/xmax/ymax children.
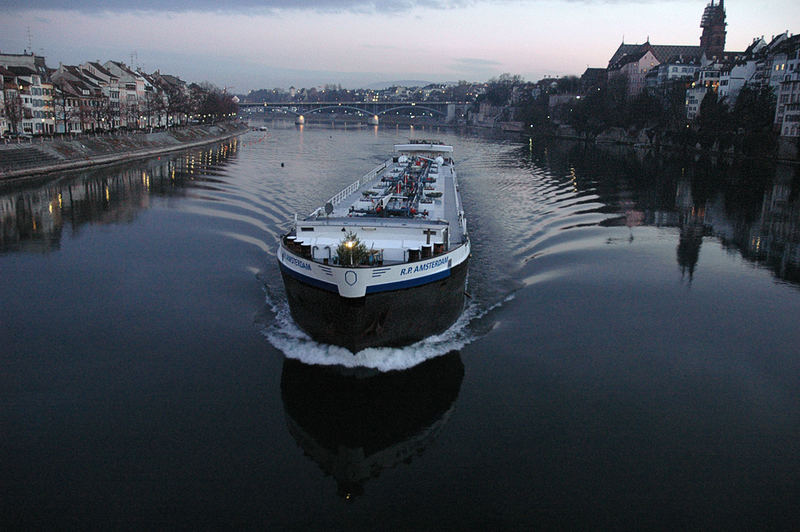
<box><xmin>2</xmin><ymin>122</ymin><xmax>799</xmax><ymax>529</ymax></box>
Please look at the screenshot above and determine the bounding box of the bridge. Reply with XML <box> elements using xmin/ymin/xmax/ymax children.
<box><xmin>238</xmin><ymin>101</ymin><xmax>469</xmax><ymax>124</ymax></box>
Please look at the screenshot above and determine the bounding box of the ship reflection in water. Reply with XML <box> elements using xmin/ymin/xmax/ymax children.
<box><xmin>280</xmin><ymin>351</ymin><xmax>464</xmax><ymax>498</ymax></box>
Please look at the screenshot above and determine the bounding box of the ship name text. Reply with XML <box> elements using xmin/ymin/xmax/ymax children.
<box><xmin>283</xmin><ymin>252</ymin><xmax>312</xmax><ymax>271</ymax></box>
<box><xmin>400</xmin><ymin>257</ymin><xmax>449</xmax><ymax>276</ymax></box>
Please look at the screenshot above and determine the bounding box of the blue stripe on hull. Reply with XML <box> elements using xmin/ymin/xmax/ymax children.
<box><xmin>278</xmin><ymin>263</ymin><xmax>452</xmax><ymax>296</ymax></box>
<box><xmin>366</xmin><ymin>269</ymin><xmax>450</xmax><ymax>294</ymax></box>
<box><xmin>279</xmin><ymin>264</ymin><xmax>339</xmax><ymax>293</ymax></box>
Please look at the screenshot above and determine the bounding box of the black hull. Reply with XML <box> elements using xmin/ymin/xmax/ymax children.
<box><xmin>280</xmin><ymin>258</ymin><xmax>468</xmax><ymax>352</ymax></box>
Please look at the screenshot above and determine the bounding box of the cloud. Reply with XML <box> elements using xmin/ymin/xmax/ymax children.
<box><xmin>1</xmin><ymin>0</ymin><xmax>479</xmax><ymax>13</ymax></box>
<box><xmin>449</xmin><ymin>57</ymin><xmax>503</xmax><ymax>73</ymax></box>
<box><xmin>360</xmin><ymin>43</ymin><xmax>399</xmax><ymax>50</ymax></box>
<box><xmin>452</xmin><ymin>57</ymin><xmax>503</xmax><ymax>67</ymax></box>
<box><xmin>2</xmin><ymin>0</ymin><xmax>686</xmax><ymax>11</ymax></box>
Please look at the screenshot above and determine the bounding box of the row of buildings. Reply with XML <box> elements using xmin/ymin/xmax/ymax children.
<box><xmin>0</xmin><ymin>52</ymin><xmax>227</xmax><ymax>137</ymax></box>
<box><xmin>588</xmin><ymin>0</ymin><xmax>799</xmax><ymax>137</ymax></box>
<box><xmin>243</xmin><ymin>81</ymin><xmax>488</xmax><ymax>105</ymax></box>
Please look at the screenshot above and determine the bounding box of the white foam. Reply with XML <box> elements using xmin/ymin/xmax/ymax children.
<box><xmin>258</xmin><ymin>285</ymin><xmax>485</xmax><ymax>372</ymax></box>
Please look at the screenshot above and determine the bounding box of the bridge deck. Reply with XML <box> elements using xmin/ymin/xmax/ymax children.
<box><xmin>238</xmin><ymin>101</ymin><xmax>467</xmax><ymax>119</ymax></box>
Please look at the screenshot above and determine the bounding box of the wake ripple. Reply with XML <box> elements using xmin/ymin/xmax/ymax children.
<box><xmin>256</xmin><ymin>282</ymin><xmax>506</xmax><ymax>372</ymax></box>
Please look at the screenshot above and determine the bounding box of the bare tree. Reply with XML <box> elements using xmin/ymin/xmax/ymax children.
<box><xmin>98</xmin><ymin>96</ymin><xmax>117</xmax><ymax>131</ymax></box>
<box><xmin>143</xmin><ymin>90</ymin><xmax>159</xmax><ymax>129</ymax></box>
<box><xmin>76</xmin><ymin>99</ymin><xmax>93</xmax><ymax>133</ymax></box>
<box><xmin>122</xmin><ymin>99</ymin><xmax>139</xmax><ymax>129</ymax></box>
<box><xmin>152</xmin><ymin>90</ymin><xmax>168</xmax><ymax>128</ymax></box>
<box><xmin>166</xmin><ymin>88</ymin><xmax>188</xmax><ymax>126</ymax></box>
<box><xmin>52</xmin><ymin>82</ymin><xmax>71</xmax><ymax>134</ymax></box>
<box><xmin>3</xmin><ymin>90</ymin><xmax>24</xmax><ymax>135</ymax></box>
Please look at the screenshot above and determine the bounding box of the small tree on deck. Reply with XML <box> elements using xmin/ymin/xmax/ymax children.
<box><xmin>336</xmin><ymin>231</ymin><xmax>369</xmax><ymax>266</ymax></box>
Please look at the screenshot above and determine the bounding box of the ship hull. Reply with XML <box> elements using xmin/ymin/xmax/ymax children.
<box><xmin>280</xmin><ymin>257</ymin><xmax>468</xmax><ymax>352</ymax></box>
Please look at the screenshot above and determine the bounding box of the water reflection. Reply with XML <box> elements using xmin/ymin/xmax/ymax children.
<box><xmin>0</xmin><ymin>140</ymin><xmax>239</xmax><ymax>254</ymax></box>
<box><xmin>280</xmin><ymin>351</ymin><xmax>464</xmax><ymax>498</ymax></box>
<box><xmin>531</xmin><ymin>140</ymin><xmax>800</xmax><ymax>286</ymax></box>
<box><xmin>675</xmin><ymin>178</ymin><xmax>708</xmax><ymax>281</ymax></box>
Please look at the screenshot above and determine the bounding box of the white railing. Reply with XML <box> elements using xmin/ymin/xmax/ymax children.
<box><xmin>329</xmin><ymin>179</ymin><xmax>361</xmax><ymax>206</ymax></box>
<box><xmin>309</xmin><ymin>161</ymin><xmax>388</xmax><ymax>218</ymax></box>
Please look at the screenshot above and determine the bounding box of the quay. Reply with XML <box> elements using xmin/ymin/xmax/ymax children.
<box><xmin>0</xmin><ymin>122</ymin><xmax>249</xmax><ymax>183</ymax></box>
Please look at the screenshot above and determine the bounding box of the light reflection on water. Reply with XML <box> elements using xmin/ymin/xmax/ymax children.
<box><xmin>0</xmin><ymin>140</ymin><xmax>242</xmax><ymax>253</ymax></box>
<box><xmin>2</xmin><ymin>127</ymin><xmax>799</xmax><ymax>352</ymax></box>
<box><xmin>2</xmin><ymin>123</ymin><xmax>800</xmax><ymax>527</ymax></box>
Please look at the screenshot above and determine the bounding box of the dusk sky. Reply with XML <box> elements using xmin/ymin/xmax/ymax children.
<box><xmin>1</xmin><ymin>1</ymin><xmax>798</xmax><ymax>91</ymax></box>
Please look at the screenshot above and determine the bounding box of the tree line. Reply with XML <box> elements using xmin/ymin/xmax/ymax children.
<box><xmin>478</xmin><ymin>73</ymin><xmax>781</xmax><ymax>156</ymax></box>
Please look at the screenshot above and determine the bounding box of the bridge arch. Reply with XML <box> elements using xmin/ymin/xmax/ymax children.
<box><xmin>377</xmin><ymin>105</ymin><xmax>446</xmax><ymax>117</ymax></box>
<box><xmin>305</xmin><ymin>105</ymin><xmax>376</xmax><ymax>116</ymax></box>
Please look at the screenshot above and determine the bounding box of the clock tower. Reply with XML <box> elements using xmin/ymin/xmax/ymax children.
<box><xmin>700</xmin><ymin>0</ymin><xmax>727</xmax><ymax>58</ymax></box>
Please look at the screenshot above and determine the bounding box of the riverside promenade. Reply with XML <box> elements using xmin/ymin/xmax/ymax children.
<box><xmin>0</xmin><ymin>122</ymin><xmax>249</xmax><ymax>183</ymax></box>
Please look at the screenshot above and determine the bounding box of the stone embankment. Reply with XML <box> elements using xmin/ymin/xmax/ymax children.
<box><xmin>0</xmin><ymin>121</ymin><xmax>249</xmax><ymax>182</ymax></box>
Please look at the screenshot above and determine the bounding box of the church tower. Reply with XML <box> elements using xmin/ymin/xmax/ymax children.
<box><xmin>700</xmin><ymin>0</ymin><xmax>727</xmax><ymax>57</ymax></box>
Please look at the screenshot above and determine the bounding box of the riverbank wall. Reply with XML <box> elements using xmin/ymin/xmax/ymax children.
<box><xmin>0</xmin><ymin>122</ymin><xmax>249</xmax><ymax>183</ymax></box>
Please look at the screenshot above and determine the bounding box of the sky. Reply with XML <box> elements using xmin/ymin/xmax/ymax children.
<box><xmin>1</xmin><ymin>0</ymin><xmax>798</xmax><ymax>91</ymax></box>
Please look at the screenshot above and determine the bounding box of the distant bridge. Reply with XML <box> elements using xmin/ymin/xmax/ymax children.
<box><xmin>238</xmin><ymin>101</ymin><xmax>469</xmax><ymax>123</ymax></box>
